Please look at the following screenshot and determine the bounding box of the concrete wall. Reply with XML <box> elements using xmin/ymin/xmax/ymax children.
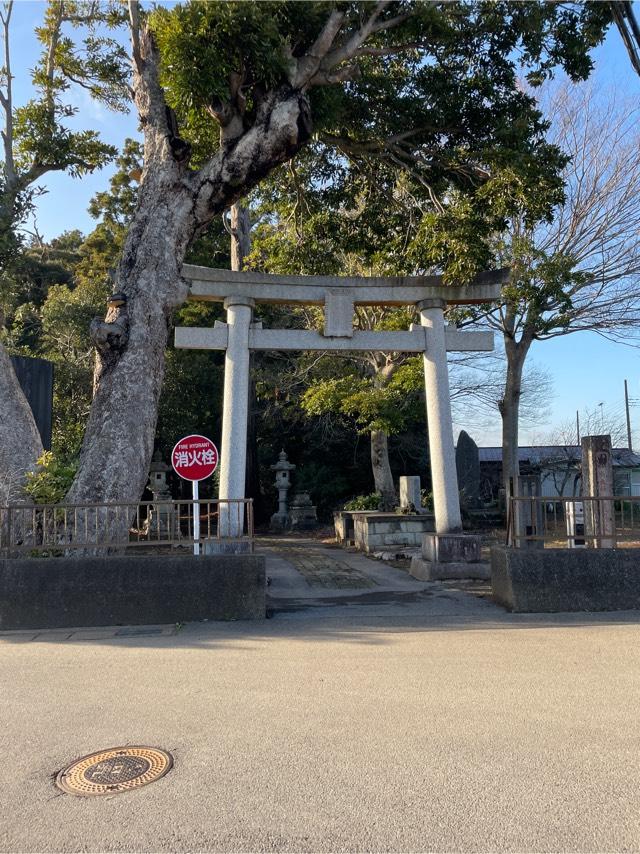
<box><xmin>491</xmin><ymin>546</ymin><xmax>640</xmax><ymax>613</ymax></box>
<box><xmin>0</xmin><ymin>553</ymin><xmax>265</xmax><ymax>630</ymax></box>
<box><xmin>334</xmin><ymin>511</ymin><xmax>374</xmax><ymax>545</ymax></box>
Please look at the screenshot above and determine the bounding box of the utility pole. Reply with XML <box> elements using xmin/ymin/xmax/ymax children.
<box><xmin>625</xmin><ymin>379</ymin><xmax>633</xmax><ymax>451</ymax></box>
<box><xmin>576</xmin><ymin>410</ymin><xmax>580</xmax><ymax>446</ymax></box>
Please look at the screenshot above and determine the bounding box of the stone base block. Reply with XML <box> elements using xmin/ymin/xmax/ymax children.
<box><xmin>334</xmin><ymin>511</ymin><xmax>372</xmax><ymax>545</ymax></box>
<box><xmin>269</xmin><ymin>512</ymin><xmax>289</xmax><ymax>532</ymax></box>
<box><xmin>203</xmin><ymin>540</ymin><xmax>253</xmax><ymax>555</ymax></box>
<box><xmin>353</xmin><ymin>512</ymin><xmax>435</xmax><ymax>553</ymax></box>
<box><xmin>422</xmin><ymin>533</ymin><xmax>482</xmax><ymax>563</ymax></box>
<box><xmin>410</xmin><ymin>556</ymin><xmax>490</xmax><ymax>581</ymax></box>
<box><xmin>0</xmin><ymin>553</ymin><xmax>265</xmax><ymax>630</ymax></box>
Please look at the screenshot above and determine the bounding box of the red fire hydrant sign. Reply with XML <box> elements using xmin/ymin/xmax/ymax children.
<box><xmin>171</xmin><ymin>434</ymin><xmax>218</xmax><ymax>482</ymax></box>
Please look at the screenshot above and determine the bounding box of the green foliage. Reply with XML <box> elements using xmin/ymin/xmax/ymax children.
<box><xmin>151</xmin><ymin>0</ymin><xmax>612</xmax><ymax>266</ymax></box>
<box><xmin>24</xmin><ymin>451</ymin><xmax>78</xmax><ymax>505</ymax></box>
<box><xmin>500</xmin><ymin>234</ymin><xmax>591</xmax><ymax>335</ymax></box>
<box><xmin>0</xmin><ymin>231</ymin><xmax>82</xmax><ymax>348</ymax></box>
<box><xmin>343</xmin><ymin>493</ymin><xmax>381</xmax><ymax>511</ymax></box>
<box><xmin>300</xmin><ymin>356</ymin><xmax>424</xmax><ymax>436</ymax></box>
<box><xmin>88</xmin><ymin>139</ymin><xmax>142</xmax><ymax>229</ymax></box>
<box><xmin>12</xmin><ymin>100</ymin><xmax>117</xmax><ymax>179</ymax></box>
<box><xmin>0</xmin><ymin>181</ymin><xmax>33</xmax><ymax>270</ymax></box>
<box><xmin>152</xmin><ymin>2</ymin><xmax>310</xmax><ymax>104</ymax></box>
<box><xmin>3</xmin><ymin>0</ymin><xmax>618</xmax><ymax>514</ymax></box>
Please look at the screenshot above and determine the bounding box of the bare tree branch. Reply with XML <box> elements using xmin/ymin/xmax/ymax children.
<box><xmin>1</xmin><ymin>0</ymin><xmax>15</xmax><ymax>186</ymax></box>
<box><xmin>128</xmin><ymin>0</ymin><xmax>143</xmax><ymax>72</ymax></box>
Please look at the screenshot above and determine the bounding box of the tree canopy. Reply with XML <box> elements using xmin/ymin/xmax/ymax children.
<box><xmin>150</xmin><ymin>0</ymin><xmax>612</xmax><ymax>280</ymax></box>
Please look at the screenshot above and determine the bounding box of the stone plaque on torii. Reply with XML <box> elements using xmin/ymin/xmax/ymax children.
<box><xmin>175</xmin><ymin>264</ymin><xmax>508</xmax><ymax>538</ymax></box>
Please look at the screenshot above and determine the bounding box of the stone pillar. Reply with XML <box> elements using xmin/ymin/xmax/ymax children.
<box><xmin>581</xmin><ymin>435</ymin><xmax>615</xmax><ymax>548</ymax></box>
<box><xmin>419</xmin><ymin>299</ymin><xmax>462</xmax><ymax>534</ymax></box>
<box><xmin>219</xmin><ymin>296</ymin><xmax>254</xmax><ymax>537</ymax></box>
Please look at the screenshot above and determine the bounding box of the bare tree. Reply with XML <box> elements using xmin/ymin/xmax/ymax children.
<box><xmin>530</xmin><ymin>404</ymin><xmax>631</xmax><ymax>497</ymax></box>
<box><xmin>477</xmin><ymin>80</ymin><xmax>640</xmax><ymax>495</ymax></box>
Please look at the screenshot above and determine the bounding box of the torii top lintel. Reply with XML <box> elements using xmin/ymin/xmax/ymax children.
<box><xmin>181</xmin><ymin>265</ymin><xmax>509</xmax><ymax>306</ymax></box>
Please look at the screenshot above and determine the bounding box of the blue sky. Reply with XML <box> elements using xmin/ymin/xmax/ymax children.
<box><xmin>8</xmin><ymin>1</ymin><xmax>640</xmax><ymax>448</ymax></box>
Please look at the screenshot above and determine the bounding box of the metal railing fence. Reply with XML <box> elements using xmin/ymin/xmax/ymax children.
<box><xmin>507</xmin><ymin>495</ymin><xmax>640</xmax><ymax>549</ymax></box>
<box><xmin>0</xmin><ymin>498</ymin><xmax>253</xmax><ymax>557</ymax></box>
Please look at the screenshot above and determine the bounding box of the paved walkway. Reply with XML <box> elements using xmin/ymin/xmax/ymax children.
<box><xmin>260</xmin><ymin>536</ymin><xmax>494</xmax><ymax>617</ymax></box>
<box><xmin>2</xmin><ymin>538</ymin><xmax>640</xmax><ymax>852</ymax></box>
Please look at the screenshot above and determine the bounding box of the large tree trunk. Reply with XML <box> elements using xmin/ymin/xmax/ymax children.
<box><xmin>65</xmin><ymin>23</ymin><xmax>311</xmax><ymax>507</ymax></box>
<box><xmin>66</xmin><ymin>162</ymin><xmax>194</xmax><ymax>504</ymax></box>
<box><xmin>0</xmin><ymin>341</ymin><xmax>43</xmax><ymax>503</ymax></box>
<box><xmin>370</xmin><ymin>429</ymin><xmax>396</xmax><ymax>511</ymax></box>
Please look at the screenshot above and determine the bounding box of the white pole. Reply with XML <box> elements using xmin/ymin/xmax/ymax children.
<box><xmin>218</xmin><ymin>295</ymin><xmax>254</xmax><ymax>537</ymax></box>
<box><xmin>193</xmin><ymin>479</ymin><xmax>200</xmax><ymax>555</ymax></box>
<box><xmin>419</xmin><ymin>298</ymin><xmax>463</xmax><ymax>534</ymax></box>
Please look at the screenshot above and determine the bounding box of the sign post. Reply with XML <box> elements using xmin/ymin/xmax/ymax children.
<box><xmin>171</xmin><ymin>434</ymin><xmax>219</xmax><ymax>555</ymax></box>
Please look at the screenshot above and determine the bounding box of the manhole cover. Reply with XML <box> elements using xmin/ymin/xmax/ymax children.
<box><xmin>55</xmin><ymin>746</ymin><xmax>173</xmax><ymax>797</ymax></box>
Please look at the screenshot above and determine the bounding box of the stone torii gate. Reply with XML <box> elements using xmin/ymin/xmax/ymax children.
<box><xmin>175</xmin><ymin>265</ymin><xmax>508</xmax><ymax>538</ymax></box>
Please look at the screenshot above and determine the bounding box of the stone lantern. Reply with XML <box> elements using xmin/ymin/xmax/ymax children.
<box><xmin>145</xmin><ymin>449</ymin><xmax>175</xmax><ymax>538</ymax></box>
<box><xmin>270</xmin><ymin>450</ymin><xmax>296</xmax><ymax>532</ymax></box>
<box><xmin>149</xmin><ymin>449</ymin><xmax>171</xmax><ymax>500</ymax></box>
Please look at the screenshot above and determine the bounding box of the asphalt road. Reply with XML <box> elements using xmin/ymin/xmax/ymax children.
<box><xmin>1</xmin><ymin>548</ymin><xmax>640</xmax><ymax>852</ymax></box>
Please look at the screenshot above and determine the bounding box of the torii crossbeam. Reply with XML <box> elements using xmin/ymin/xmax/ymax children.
<box><xmin>176</xmin><ymin>265</ymin><xmax>508</xmax><ymax>539</ymax></box>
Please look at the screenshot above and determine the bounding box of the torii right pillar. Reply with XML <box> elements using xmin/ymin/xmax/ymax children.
<box><xmin>414</xmin><ymin>299</ymin><xmax>484</xmax><ymax>576</ymax></box>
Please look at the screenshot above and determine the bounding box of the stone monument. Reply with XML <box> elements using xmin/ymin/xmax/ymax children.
<box><xmin>399</xmin><ymin>476</ymin><xmax>423</xmax><ymax>513</ymax></box>
<box><xmin>581</xmin><ymin>434</ymin><xmax>615</xmax><ymax>548</ymax></box>
<box><xmin>270</xmin><ymin>450</ymin><xmax>296</xmax><ymax>532</ymax></box>
<box><xmin>455</xmin><ymin>430</ymin><xmax>480</xmax><ymax>509</ymax></box>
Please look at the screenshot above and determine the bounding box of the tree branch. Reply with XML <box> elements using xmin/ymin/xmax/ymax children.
<box><xmin>291</xmin><ymin>9</ymin><xmax>346</xmax><ymax>88</ymax></box>
<box><xmin>128</xmin><ymin>0</ymin><xmax>143</xmax><ymax>72</ymax></box>
<box><xmin>126</xmin><ymin>5</ymin><xmax>173</xmax><ymax>165</ymax></box>
<box><xmin>1</xmin><ymin>0</ymin><xmax>15</xmax><ymax>186</ymax></box>
<box><xmin>296</xmin><ymin>1</ymin><xmax>415</xmax><ymax>89</ymax></box>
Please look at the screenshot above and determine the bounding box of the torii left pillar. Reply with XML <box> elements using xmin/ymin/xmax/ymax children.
<box><xmin>419</xmin><ymin>298</ymin><xmax>463</xmax><ymax>534</ymax></box>
<box><xmin>218</xmin><ymin>295</ymin><xmax>253</xmax><ymax>537</ymax></box>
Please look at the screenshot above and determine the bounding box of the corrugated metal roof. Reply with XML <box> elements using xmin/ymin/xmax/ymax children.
<box><xmin>476</xmin><ymin>446</ymin><xmax>640</xmax><ymax>467</ymax></box>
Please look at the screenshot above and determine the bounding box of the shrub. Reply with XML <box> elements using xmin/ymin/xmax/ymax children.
<box><xmin>24</xmin><ymin>452</ymin><xmax>77</xmax><ymax>505</ymax></box>
<box><xmin>343</xmin><ymin>492</ymin><xmax>381</xmax><ymax>511</ymax></box>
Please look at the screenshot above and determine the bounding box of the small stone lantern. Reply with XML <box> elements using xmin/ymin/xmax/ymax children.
<box><xmin>270</xmin><ymin>450</ymin><xmax>296</xmax><ymax>532</ymax></box>
<box><xmin>145</xmin><ymin>449</ymin><xmax>175</xmax><ymax>538</ymax></box>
